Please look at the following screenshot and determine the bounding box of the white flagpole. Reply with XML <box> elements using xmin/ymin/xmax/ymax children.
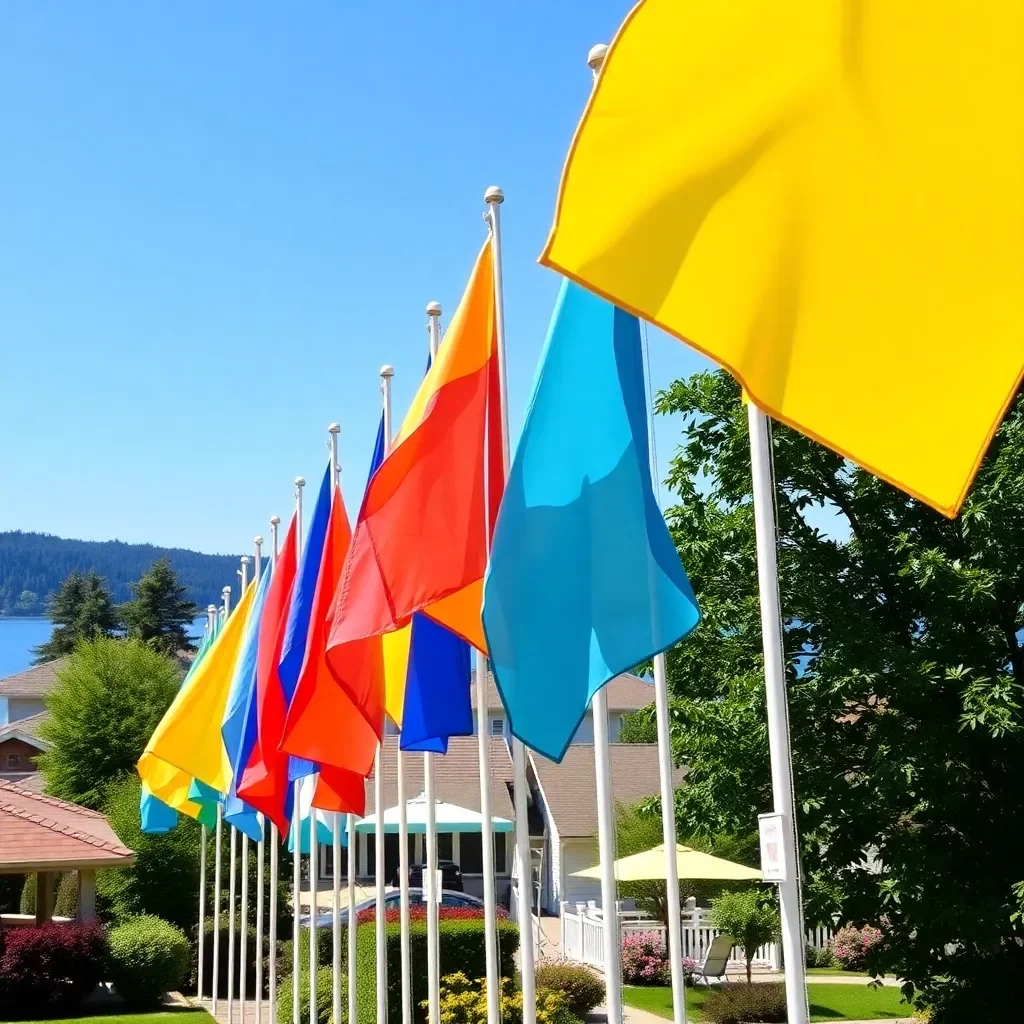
<box><xmin>199</xmin><ymin>603</ymin><xmax>216</xmax><ymax>1008</ymax></box>
<box><xmin>253</xmin><ymin>536</ymin><xmax>265</xmax><ymax>1024</ymax></box>
<box><xmin>484</xmin><ymin>185</ymin><xmax>536</xmax><ymax>1024</ymax></box>
<box><xmin>232</xmin><ymin>557</ymin><xmax>251</xmax><ymax>1024</ymax></box>
<box><xmin>397</xmin><ymin>746</ymin><xmax>411</xmax><ymax>1024</ymax></box>
<box><xmin>376</xmin><ymin>365</ymin><xmax>394</xmax><ymax>1024</ymax></box>
<box><xmin>292</xmin><ymin>477</ymin><xmax>306</xmax><ymax>1024</ymax></box>
<box><xmin>269</xmin><ymin>515</ymin><xmax>282</xmax><ymax>1024</ymax></box>
<box><xmin>328</xmin><ymin>422</ymin><xmax>343</xmax><ymax>1024</ymax></box>
<box><xmin>747</xmin><ymin>404</ymin><xmax>808</xmax><ymax>1024</ymax></box>
<box><xmin>347</xmin><ymin>808</ymin><xmax>357</xmax><ymax>1024</ymax></box>
<box><xmin>214</xmin><ymin>586</ymin><xmax>230</xmax><ymax>1016</ymax></box>
<box><xmin>423</xmin><ymin>301</ymin><xmax>443</xmax><ymax>1024</ymax></box>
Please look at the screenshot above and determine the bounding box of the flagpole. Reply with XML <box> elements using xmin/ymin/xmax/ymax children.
<box><xmin>328</xmin><ymin>423</ymin><xmax>343</xmax><ymax>1024</ymax></box>
<box><xmin>484</xmin><ymin>185</ymin><xmax>536</xmax><ymax>1024</ymax></box>
<box><xmin>217</xmin><ymin>585</ymin><xmax>231</xmax><ymax>1020</ymax></box>
<box><xmin>292</xmin><ymin>477</ymin><xmax>306</xmax><ymax>1024</ymax></box>
<box><xmin>347</xmin><ymin>805</ymin><xmax>357</xmax><ymax>1024</ymax></box>
<box><xmin>252</xmin><ymin>537</ymin><xmax>265</xmax><ymax>1024</ymax></box>
<box><xmin>199</xmin><ymin>603</ymin><xmax>216</xmax><ymax>1009</ymax></box>
<box><xmin>232</xmin><ymin>557</ymin><xmax>251</xmax><ymax>1024</ymax></box>
<box><xmin>423</xmin><ymin>301</ymin><xmax>443</xmax><ymax>1024</ymax></box>
<box><xmin>376</xmin><ymin>365</ymin><xmax>394</xmax><ymax>1024</ymax></box>
<box><xmin>269</xmin><ymin>516</ymin><xmax>282</xmax><ymax>1024</ymax></box>
<box><xmin>747</xmin><ymin>403</ymin><xmax>808</xmax><ymax>1024</ymax></box>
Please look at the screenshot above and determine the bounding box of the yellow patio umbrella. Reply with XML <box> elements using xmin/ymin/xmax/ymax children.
<box><xmin>572</xmin><ymin>843</ymin><xmax>762</xmax><ymax>882</ymax></box>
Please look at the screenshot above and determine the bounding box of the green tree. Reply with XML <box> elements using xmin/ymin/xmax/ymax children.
<box><xmin>657</xmin><ymin>369</ymin><xmax>1024</xmax><ymax>1019</ymax></box>
<box><xmin>708</xmin><ymin>889</ymin><xmax>780</xmax><ymax>983</ymax></box>
<box><xmin>36</xmin><ymin>637</ymin><xmax>181</xmax><ymax>808</ymax></box>
<box><xmin>31</xmin><ymin>571</ymin><xmax>120</xmax><ymax>663</ymax></box>
<box><xmin>121</xmin><ymin>558</ymin><xmax>199</xmax><ymax>655</ymax></box>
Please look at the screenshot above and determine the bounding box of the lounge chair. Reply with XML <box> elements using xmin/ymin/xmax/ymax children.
<box><xmin>693</xmin><ymin>933</ymin><xmax>734</xmax><ymax>987</ymax></box>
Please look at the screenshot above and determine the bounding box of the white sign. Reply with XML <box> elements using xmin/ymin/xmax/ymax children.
<box><xmin>423</xmin><ymin>867</ymin><xmax>444</xmax><ymax>903</ymax></box>
<box><xmin>758</xmin><ymin>812</ymin><xmax>787</xmax><ymax>882</ymax></box>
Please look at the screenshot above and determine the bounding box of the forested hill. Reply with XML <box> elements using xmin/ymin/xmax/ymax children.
<box><xmin>0</xmin><ymin>531</ymin><xmax>243</xmax><ymax>616</ymax></box>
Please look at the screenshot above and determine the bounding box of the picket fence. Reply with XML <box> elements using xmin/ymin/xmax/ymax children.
<box><xmin>560</xmin><ymin>902</ymin><xmax>835</xmax><ymax>973</ymax></box>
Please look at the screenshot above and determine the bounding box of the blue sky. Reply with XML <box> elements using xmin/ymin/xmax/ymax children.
<box><xmin>0</xmin><ymin>1</ymin><xmax>713</xmax><ymax>554</ymax></box>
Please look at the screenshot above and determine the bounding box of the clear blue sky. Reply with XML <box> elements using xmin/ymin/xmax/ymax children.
<box><xmin>0</xmin><ymin>1</ymin><xmax>712</xmax><ymax>555</ymax></box>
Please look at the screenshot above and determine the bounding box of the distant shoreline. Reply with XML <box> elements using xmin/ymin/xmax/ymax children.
<box><xmin>0</xmin><ymin>614</ymin><xmax>50</xmax><ymax>621</ymax></box>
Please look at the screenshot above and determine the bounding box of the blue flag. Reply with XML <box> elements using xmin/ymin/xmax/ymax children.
<box><xmin>482</xmin><ymin>281</ymin><xmax>700</xmax><ymax>762</ymax></box>
<box><xmin>222</xmin><ymin>563</ymin><xmax>273</xmax><ymax>839</ymax></box>
<box><xmin>279</xmin><ymin>464</ymin><xmax>332</xmax><ymax>781</ymax></box>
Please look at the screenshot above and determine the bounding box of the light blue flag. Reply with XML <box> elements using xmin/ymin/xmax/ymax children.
<box><xmin>483</xmin><ymin>280</ymin><xmax>700</xmax><ymax>762</ymax></box>
<box><xmin>140</xmin><ymin>621</ymin><xmax>217</xmax><ymax>833</ymax></box>
<box><xmin>221</xmin><ymin>562</ymin><xmax>273</xmax><ymax>840</ymax></box>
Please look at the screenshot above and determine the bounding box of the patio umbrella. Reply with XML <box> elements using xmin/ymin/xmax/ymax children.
<box><xmin>354</xmin><ymin>791</ymin><xmax>514</xmax><ymax>834</ymax></box>
<box><xmin>571</xmin><ymin>843</ymin><xmax>761</xmax><ymax>881</ymax></box>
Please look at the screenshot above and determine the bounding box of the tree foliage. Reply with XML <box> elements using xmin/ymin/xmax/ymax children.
<box><xmin>658</xmin><ymin>369</ymin><xmax>1024</xmax><ymax>1018</ymax></box>
<box><xmin>708</xmin><ymin>888</ymin><xmax>780</xmax><ymax>983</ymax></box>
<box><xmin>121</xmin><ymin>558</ymin><xmax>199</xmax><ymax>655</ymax></box>
<box><xmin>36</xmin><ymin>636</ymin><xmax>181</xmax><ymax>808</ymax></box>
<box><xmin>31</xmin><ymin>571</ymin><xmax>120</xmax><ymax>663</ymax></box>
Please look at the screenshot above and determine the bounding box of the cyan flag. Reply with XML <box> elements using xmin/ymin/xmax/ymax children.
<box><xmin>222</xmin><ymin>562</ymin><xmax>273</xmax><ymax>840</ymax></box>
<box><xmin>279</xmin><ymin>464</ymin><xmax>332</xmax><ymax>781</ymax></box>
<box><xmin>483</xmin><ymin>280</ymin><xmax>700</xmax><ymax>762</ymax></box>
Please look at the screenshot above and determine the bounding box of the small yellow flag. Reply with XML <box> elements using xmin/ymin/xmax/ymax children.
<box><xmin>138</xmin><ymin>581</ymin><xmax>256</xmax><ymax>797</ymax></box>
<box><xmin>541</xmin><ymin>0</ymin><xmax>1024</xmax><ymax>516</ymax></box>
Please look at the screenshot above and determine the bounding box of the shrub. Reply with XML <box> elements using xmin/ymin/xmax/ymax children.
<box><xmin>703</xmin><ymin>982</ymin><xmax>788</xmax><ymax>1024</ymax></box>
<box><xmin>534</xmin><ymin>962</ymin><xmax>605</xmax><ymax>1017</ymax></box>
<box><xmin>620</xmin><ymin>932</ymin><xmax>670</xmax><ymax>985</ymax></box>
<box><xmin>108</xmin><ymin>914</ymin><xmax>190</xmax><ymax>1006</ymax></box>
<box><xmin>430</xmin><ymin>972</ymin><xmax>576</xmax><ymax>1024</ymax></box>
<box><xmin>195</xmin><ymin>918</ymin><xmax>260</xmax><ymax>998</ymax></box>
<box><xmin>805</xmin><ymin>942</ymin><xmax>838</xmax><ymax>969</ymax></box>
<box><xmin>278</xmin><ymin>925</ymin><xmax>336</xmax><ymax>980</ymax></box>
<box><xmin>709</xmin><ymin>889</ymin><xmax>780</xmax><ymax>983</ymax></box>
<box><xmin>55</xmin><ymin>872</ymin><xmax>79</xmax><ymax>918</ymax></box>
<box><xmin>0</xmin><ymin>921</ymin><xmax>107</xmax><ymax>1016</ymax></box>
<box><xmin>355</xmin><ymin>916</ymin><xmax>520</xmax><ymax>1024</ymax></box>
<box><xmin>276</xmin><ymin>967</ymin><xmax>336</xmax><ymax>1024</ymax></box>
<box><xmin>830</xmin><ymin>924</ymin><xmax>883</xmax><ymax>972</ymax></box>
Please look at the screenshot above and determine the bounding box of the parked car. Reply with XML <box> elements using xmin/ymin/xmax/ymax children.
<box><xmin>408</xmin><ymin>860</ymin><xmax>463</xmax><ymax>892</ymax></box>
<box><xmin>308</xmin><ymin>887</ymin><xmax>483</xmax><ymax>928</ymax></box>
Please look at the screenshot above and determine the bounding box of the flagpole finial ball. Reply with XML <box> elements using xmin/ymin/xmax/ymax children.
<box><xmin>426</xmin><ymin>301</ymin><xmax>442</xmax><ymax>317</ymax></box>
<box><xmin>587</xmin><ymin>43</ymin><xmax>608</xmax><ymax>70</ymax></box>
<box><xmin>208</xmin><ymin>604</ymin><xmax>217</xmax><ymax>613</ymax></box>
<box><xmin>270</xmin><ymin>515</ymin><xmax>281</xmax><ymax>526</ymax></box>
<box><xmin>380</xmin><ymin>364</ymin><xmax>395</xmax><ymax>378</ymax></box>
<box><xmin>484</xmin><ymin>186</ymin><xmax>504</xmax><ymax>205</ymax></box>
<box><xmin>241</xmin><ymin>555</ymin><xmax>250</xmax><ymax>565</ymax></box>
<box><xmin>295</xmin><ymin>476</ymin><xmax>306</xmax><ymax>488</ymax></box>
<box><xmin>222</xmin><ymin>586</ymin><xmax>231</xmax><ymax>596</ymax></box>
<box><xmin>254</xmin><ymin>536</ymin><xmax>263</xmax><ymax>546</ymax></box>
<box><xmin>328</xmin><ymin>423</ymin><xmax>340</xmax><ymax>434</ymax></box>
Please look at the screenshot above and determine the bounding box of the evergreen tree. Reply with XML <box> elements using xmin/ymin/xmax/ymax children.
<box><xmin>31</xmin><ymin>571</ymin><xmax>120</xmax><ymax>664</ymax></box>
<box><xmin>121</xmin><ymin>558</ymin><xmax>199</xmax><ymax>655</ymax></box>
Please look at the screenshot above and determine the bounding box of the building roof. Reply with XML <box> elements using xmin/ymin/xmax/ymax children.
<box><xmin>0</xmin><ymin>771</ymin><xmax>44</xmax><ymax>793</ymax></box>
<box><xmin>0</xmin><ymin>658</ymin><xmax>65</xmax><ymax>698</ymax></box>
<box><xmin>473</xmin><ymin>672</ymin><xmax>654</xmax><ymax>714</ymax></box>
<box><xmin>530</xmin><ymin>744</ymin><xmax>686</xmax><ymax>839</ymax></box>
<box><xmin>0</xmin><ymin>712</ymin><xmax>50</xmax><ymax>750</ymax></box>
<box><xmin>0</xmin><ymin>779</ymin><xmax>135</xmax><ymax>872</ymax></box>
<box><xmin>364</xmin><ymin>736</ymin><xmax>515</xmax><ymax>822</ymax></box>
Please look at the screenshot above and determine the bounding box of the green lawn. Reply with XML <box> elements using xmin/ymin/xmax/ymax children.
<box><xmin>806</xmin><ymin>967</ymin><xmax>871</xmax><ymax>977</ymax></box>
<box><xmin>624</xmin><ymin>983</ymin><xmax>910</xmax><ymax>1022</ymax></box>
<box><xmin>4</xmin><ymin>1012</ymin><xmax>213</xmax><ymax>1024</ymax></box>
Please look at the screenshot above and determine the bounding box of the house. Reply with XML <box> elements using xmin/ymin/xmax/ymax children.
<box><xmin>0</xmin><ymin>659</ymin><xmax>64</xmax><ymax>724</ymax></box>
<box><xmin>0</xmin><ymin>712</ymin><xmax>48</xmax><ymax>792</ymax></box>
<box><xmin>336</xmin><ymin>672</ymin><xmax>675</xmax><ymax>913</ymax></box>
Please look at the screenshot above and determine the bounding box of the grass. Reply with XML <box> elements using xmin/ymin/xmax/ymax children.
<box><xmin>806</xmin><ymin>967</ymin><xmax>871</xmax><ymax>977</ymax></box>
<box><xmin>2</xmin><ymin>1012</ymin><xmax>214</xmax><ymax>1024</ymax></box>
<box><xmin>623</xmin><ymin>982</ymin><xmax>911</xmax><ymax>1021</ymax></box>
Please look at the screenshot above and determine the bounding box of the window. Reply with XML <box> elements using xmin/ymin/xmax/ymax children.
<box><xmin>437</xmin><ymin>833</ymin><xmax>453</xmax><ymax>862</ymax></box>
<box><xmin>489</xmin><ymin>717</ymin><xmax>505</xmax><ymax>737</ymax></box>
<box><xmin>494</xmin><ymin>834</ymin><xmax>507</xmax><ymax>874</ymax></box>
<box><xmin>5</xmin><ymin>754</ymin><xmax>22</xmax><ymax>769</ymax></box>
<box><xmin>460</xmin><ymin>833</ymin><xmax>483</xmax><ymax>874</ymax></box>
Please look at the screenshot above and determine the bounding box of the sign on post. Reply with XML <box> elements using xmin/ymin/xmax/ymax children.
<box><xmin>758</xmin><ymin>812</ymin><xmax>787</xmax><ymax>881</ymax></box>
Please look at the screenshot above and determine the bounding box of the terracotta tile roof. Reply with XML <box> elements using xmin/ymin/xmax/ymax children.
<box><xmin>0</xmin><ymin>658</ymin><xmax>65</xmax><ymax>698</ymax></box>
<box><xmin>0</xmin><ymin>779</ymin><xmax>135</xmax><ymax>871</ymax></box>
<box><xmin>0</xmin><ymin>770</ymin><xmax>44</xmax><ymax>792</ymax></box>
<box><xmin>529</xmin><ymin>744</ymin><xmax>686</xmax><ymax>838</ymax></box>
<box><xmin>0</xmin><ymin>711</ymin><xmax>50</xmax><ymax>747</ymax></box>
<box><xmin>472</xmin><ymin>672</ymin><xmax>654</xmax><ymax>713</ymax></box>
<box><xmin>364</xmin><ymin>736</ymin><xmax>515</xmax><ymax>822</ymax></box>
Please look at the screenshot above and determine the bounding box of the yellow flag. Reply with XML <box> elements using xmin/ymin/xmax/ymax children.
<box><xmin>382</xmin><ymin>626</ymin><xmax>411</xmax><ymax>727</ymax></box>
<box><xmin>138</xmin><ymin>581</ymin><xmax>256</xmax><ymax>797</ymax></box>
<box><xmin>541</xmin><ymin>0</ymin><xmax>1024</xmax><ymax>517</ymax></box>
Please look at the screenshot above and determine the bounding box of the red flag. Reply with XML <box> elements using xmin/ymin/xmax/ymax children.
<box><xmin>313</xmin><ymin>766</ymin><xmax>366</xmax><ymax>816</ymax></box>
<box><xmin>237</xmin><ymin>514</ymin><xmax>298</xmax><ymax>834</ymax></box>
<box><xmin>280</xmin><ymin>486</ymin><xmax>382</xmax><ymax>805</ymax></box>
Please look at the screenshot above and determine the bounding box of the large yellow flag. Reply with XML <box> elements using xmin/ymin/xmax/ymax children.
<box><xmin>541</xmin><ymin>0</ymin><xmax>1024</xmax><ymax>517</ymax></box>
<box><xmin>138</xmin><ymin>581</ymin><xmax>256</xmax><ymax>798</ymax></box>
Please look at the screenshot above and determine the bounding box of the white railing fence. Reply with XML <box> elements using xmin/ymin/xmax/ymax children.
<box><xmin>559</xmin><ymin>902</ymin><xmax>835</xmax><ymax>973</ymax></box>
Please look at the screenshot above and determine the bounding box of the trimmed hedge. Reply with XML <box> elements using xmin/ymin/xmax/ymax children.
<box><xmin>703</xmin><ymin>983</ymin><xmax>788</xmax><ymax>1024</ymax></box>
<box><xmin>276</xmin><ymin>967</ymin><xmax>336</xmax><ymax>1024</ymax></box>
<box><xmin>108</xmin><ymin>915</ymin><xmax>190</xmax><ymax>1007</ymax></box>
<box><xmin>278</xmin><ymin>924</ymin><xmax>336</xmax><ymax>981</ymax></box>
<box><xmin>0</xmin><ymin>921</ymin><xmax>107</xmax><ymax>1016</ymax></box>
<box><xmin>355</xmin><ymin>916</ymin><xmax>519</xmax><ymax>1024</ymax></box>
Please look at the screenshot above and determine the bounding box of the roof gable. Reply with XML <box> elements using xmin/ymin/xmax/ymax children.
<box><xmin>0</xmin><ymin>659</ymin><xmax>66</xmax><ymax>698</ymax></box>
